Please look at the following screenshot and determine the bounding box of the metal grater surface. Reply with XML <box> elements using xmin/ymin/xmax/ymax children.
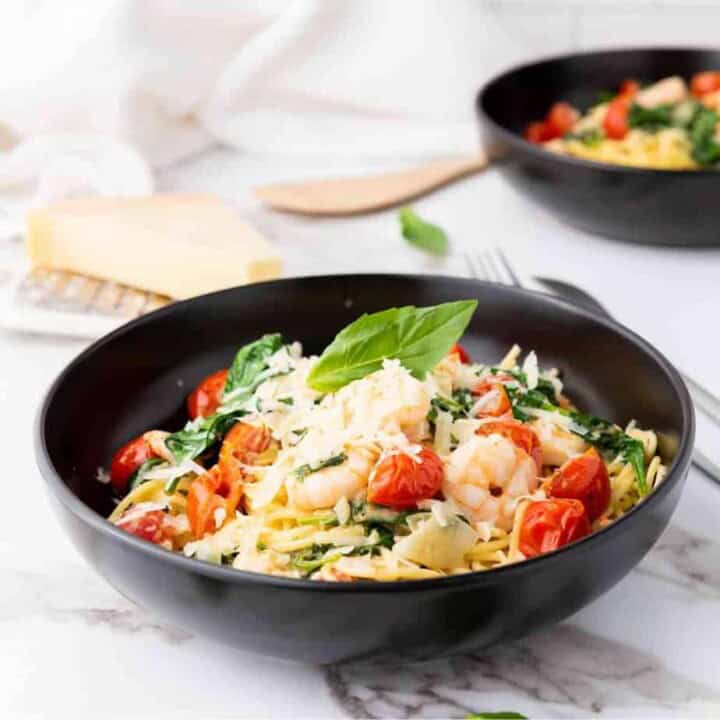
<box><xmin>2</xmin><ymin>267</ymin><xmax>171</xmax><ymax>338</ymax></box>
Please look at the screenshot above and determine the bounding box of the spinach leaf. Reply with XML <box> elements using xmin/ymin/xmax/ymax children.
<box><xmin>223</xmin><ymin>333</ymin><xmax>284</xmax><ymax>404</ymax></box>
<box><xmin>290</xmin><ymin>545</ymin><xmax>339</xmax><ymax>574</ymax></box>
<box><xmin>293</xmin><ymin>453</ymin><xmax>348</xmax><ymax>481</ymax></box>
<box><xmin>128</xmin><ymin>457</ymin><xmax>166</xmax><ymax>491</ymax></box>
<box><xmin>428</xmin><ymin>388</ymin><xmax>473</xmax><ymax>423</ymax></box>
<box><xmin>306</xmin><ymin>301</ymin><xmax>477</xmax><ymax>392</ymax></box>
<box><xmin>506</xmin><ymin>386</ymin><xmax>648</xmax><ymax>495</ymax></box>
<box><xmin>166</xmin><ymin>410</ymin><xmax>247</xmax><ymax>464</ymax></box>
<box><xmin>628</xmin><ymin>103</ymin><xmax>674</xmax><ymax>131</ymax></box>
<box><xmin>689</xmin><ymin>106</ymin><xmax>720</xmax><ymax>167</ymax></box>
<box><xmin>399</xmin><ymin>207</ymin><xmax>449</xmax><ymax>256</ymax></box>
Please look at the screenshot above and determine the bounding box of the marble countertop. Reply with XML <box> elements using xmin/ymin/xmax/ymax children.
<box><xmin>3</xmin><ymin>148</ymin><xmax>720</xmax><ymax>719</ymax></box>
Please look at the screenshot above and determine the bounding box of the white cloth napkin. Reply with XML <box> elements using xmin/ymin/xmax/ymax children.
<box><xmin>0</xmin><ymin>0</ymin><xmax>559</xmax><ymax>235</ymax></box>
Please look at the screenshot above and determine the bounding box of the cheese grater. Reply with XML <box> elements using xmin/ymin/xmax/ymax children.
<box><xmin>2</xmin><ymin>266</ymin><xmax>171</xmax><ymax>338</ymax></box>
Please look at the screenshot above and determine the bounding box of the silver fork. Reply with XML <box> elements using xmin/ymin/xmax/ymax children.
<box><xmin>465</xmin><ymin>247</ymin><xmax>720</xmax><ymax>484</ymax></box>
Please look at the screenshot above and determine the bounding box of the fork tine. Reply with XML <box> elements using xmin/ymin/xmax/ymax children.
<box><xmin>482</xmin><ymin>249</ymin><xmax>504</xmax><ymax>284</ymax></box>
<box><xmin>464</xmin><ymin>250</ymin><xmax>486</xmax><ymax>280</ymax></box>
<box><xmin>495</xmin><ymin>247</ymin><xmax>522</xmax><ymax>288</ymax></box>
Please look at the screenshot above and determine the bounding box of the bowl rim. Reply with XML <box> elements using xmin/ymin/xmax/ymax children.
<box><xmin>476</xmin><ymin>45</ymin><xmax>720</xmax><ymax>176</ymax></box>
<box><xmin>35</xmin><ymin>273</ymin><xmax>695</xmax><ymax>594</ymax></box>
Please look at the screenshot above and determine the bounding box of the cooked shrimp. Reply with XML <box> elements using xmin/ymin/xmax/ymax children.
<box><xmin>443</xmin><ymin>434</ymin><xmax>538</xmax><ymax>530</ymax></box>
<box><xmin>531</xmin><ymin>418</ymin><xmax>587</xmax><ymax>466</ymax></box>
<box><xmin>636</xmin><ymin>76</ymin><xmax>688</xmax><ymax>108</ymax></box>
<box><xmin>291</xmin><ymin>446</ymin><xmax>377</xmax><ymax>510</ymax></box>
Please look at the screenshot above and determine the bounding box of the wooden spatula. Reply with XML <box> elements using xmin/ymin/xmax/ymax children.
<box><xmin>254</xmin><ymin>152</ymin><xmax>489</xmax><ymax>216</ymax></box>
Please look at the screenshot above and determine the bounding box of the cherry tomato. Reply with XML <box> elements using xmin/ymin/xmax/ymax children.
<box><xmin>549</xmin><ymin>447</ymin><xmax>610</xmax><ymax>522</ymax></box>
<box><xmin>518</xmin><ymin>498</ymin><xmax>590</xmax><ymax>558</ymax></box>
<box><xmin>110</xmin><ymin>435</ymin><xmax>157</xmax><ymax>494</ymax></box>
<box><xmin>367</xmin><ymin>448</ymin><xmax>444</xmax><ymax>510</ymax></box>
<box><xmin>187</xmin><ymin>369</ymin><xmax>228</xmax><ymax>419</ymax></box>
<box><xmin>545</xmin><ymin>102</ymin><xmax>580</xmax><ymax>138</ymax></box>
<box><xmin>219</xmin><ymin>421</ymin><xmax>277</xmax><ymax>485</ymax></box>
<box><xmin>691</xmin><ymin>71</ymin><xmax>720</xmax><ymax>98</ymax></box>
<box><xmin>116</xmin><ymin>509</ymin><xmax>177</xmax><ymax>547</ymax></box>
<box><xmin>448</xmin><ymin>342</ymin><xmax>471</xmax><ymax>364</ymax></box>
<box><xmin>524</xmin><ymin>121</ymin><xmax>553</xmax><ymax>144</ymax></box>
<box><xmin>617</xmin><ymin>78</ymin><xmax>640</xmax><ymax>99</ymax></box>
<box><xmin>187</xmin><ymin>464</ymin><xmax>244</xmax><ymax>539</ymax></box>
<box><xmin>472</xmin><ymin>377</ymin><xmax>512</xmax><ymax>417</ymax></box>
<box><xmin>603</xmin><ymin>96</ymin><xmax>631</xmax><ymax>140</ymax></box>
<box><xmin>476</xmin><ymin>419</ymin><xmax>543</xmax><ymax>473</ymax></box>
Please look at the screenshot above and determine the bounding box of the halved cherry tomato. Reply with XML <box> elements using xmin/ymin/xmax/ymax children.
<box><xmin>367</xmin><ymin>448</ymin><xmax>444</xmax><ymax>510</ymax></box>
<box><xmin>471</xmin><ymin>376</ymin><xmax>512</xmax><ymax>418</ymax></box>
<box><xmin>524</xmin><ymin>121</ymin><xmax>553</xmax><ymax>144</ymax></box>
<box><xmin>549</xmin><ymin>447</ymin><xmax>610</xmax><ymax>522</ymax></box>
<box><xmin>110</xmin><ymin>435</ymin><xmax>157</xmax><ymax>494</ymax></box>
<box><xmin>617</xmin><ymin>78</ymin><xmax>640</xmax><ymax>100</ymax></box>
<box><xmin>187</xmin><ymin>369</ymin><xmax>228</xmax><ymax>419</ymax></box>
<box><xmin>603</xmin><ymin>96</ymin><xmax>631</xmax><ymax>140</ymax></box>
<box><xmin>546</xmin><ymin>102</ymin><xmax>580</xmax><ymax>138</ymax></box>
<box><xmin>448</xmin><ymin>342</ymin><xmax>471</xmax><ymax>364</ymax></box>
<box><xmin>116</xmin><ymin>509</ymin><xmax>177</xmax><ymax>547</ymax></box>
<box><xmin>518</xmin><ymin>498</ymin><xmax>590</xmax><ymax>558</ymax></box>
<box><xmin>219</xmin><ymin>421</ymin><xmax>277</xmax><ymax>486</ymax></box>
<box><xmin>187</xmin><ymin>464</ymin><xmax>244</xmax><ymax>539</ymax></box>
<box><xmin>476</xmin><ymin>419</ymin><xmax>543</xmax><ymax>473</ymax></box>
<box><xmin>691</xmin><ymin>71</ymin><xmax>720</xmax><ymax>98</ymax></box>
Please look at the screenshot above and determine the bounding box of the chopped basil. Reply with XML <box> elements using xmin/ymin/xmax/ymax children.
<box><xmin>293</xmin><ymin>453</ymin><xmax>348</xmax><ymax>481</ymax></box>
<box><xmin>564</xmin><ymin>128</ymin><xmax>603</xmax><ymax>146</ymax></box>
<box><xmin>278</xmin><ymin>396</ymin><xmax>294</xmax><ymax>406</ymax></box>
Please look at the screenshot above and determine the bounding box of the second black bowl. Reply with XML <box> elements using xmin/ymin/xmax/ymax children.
<box><xmin>36</xmin><ymin>275</ymin><xmax>693</xmax><ymax>664</ymax></box>
<box><xmin>477</xmin><ymin>47</ymin><xmax>720</xmax><ymax>246</ymax></box>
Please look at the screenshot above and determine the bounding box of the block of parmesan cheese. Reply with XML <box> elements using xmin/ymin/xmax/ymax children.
<box><xmin>25</xmin><ymin>194</ymin><xmax>282</xmax><ymax>300</ymax></box>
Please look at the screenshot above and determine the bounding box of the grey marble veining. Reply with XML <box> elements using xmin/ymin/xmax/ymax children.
<box><xmin>326</xmin><ymin>623</ymin><xmax>719</xmax><ymax>718</ymax></box>
<box><xmin>324</xmin><ymin>524</ymin><xmax>720</xmax><ymax>719</ymax></box>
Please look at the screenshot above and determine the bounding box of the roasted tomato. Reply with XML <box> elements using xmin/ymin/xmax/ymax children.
<box><xmin>524</xmin><ymin>121</ymin><xmax>552</xmax><ymax>144</ymax></box>
<box><xmin>549</xmin><ymin>447</ymin><xmax>610</xmax><ymax>522</ymax></box>
<box><xmin>472</xmin><ymin>376</ymin><xmax>512</xmax><ymax>417</ymax></box>
<box><xmin>618</xmin><ymin>78</ymin><xmax>640</xmax><ymax>99</ymax></box>
<box><xmin>187</xmin><ymin>369</ymin><xmax>228</xmax><ymax>419</ymax></box>
<box><xmin>603</xmin><ymin>96</ymin><xmax>631</xmax><ymax>140</ymax></box>
<box><xmin>110</xmin><ymin>435</ymin><xmax>157</xmax><ymax>494</ymax></box>
<box><xmin>476</xmin><ymin>418</ymin><xmax>543</xmax><ymax>473</ymax></box>
<box><xmin>187</xmin><ymin>464</ymin><xmax>244</xmax><ymax>539</ymax></box>
<box><xmin>517</xmin><ymin>498</ymin><xmax>590</xmax><ymax>558</ymax></box>
<box><xmin>524</xmin><ymin>102</ymin><xmax>579</xmax><ymax>143</ymax></box>
<box><xmin>691</xmin><ymin>71</ymin><xmax>720</xmax><ymax>98</ymax></box>
<box><xmin>367</xmin><ymin>448</ymin><xmax>444</xmax><ymax>510</ymax></box>
<box><xmin>545</xmin><ymin>102</ymin><xmax>580</xmax><ymax>138</ymax></box>
<box><xmin>116</xmin><ymin>509</ymin><xmax>177</xmax><ymax>547</ymax></box>
<box><xmin>448</xmin><ymin>342</ymin><xmax>471</xmax><ymax>364</ymax></box>
<box><xmin>219</xmin><ymin>421</ymin><xmax>277</xmax><ymax>485</ymax></box>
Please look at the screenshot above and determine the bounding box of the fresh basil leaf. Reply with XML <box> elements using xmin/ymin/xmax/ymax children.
<box><xmin>466</xmin><ymin>713</ymin><xmax>528</xmax><ymax>719</ymax></box>
<box><xmin>223</xmin><ymin>333</ymin><xmax>284</xmax><ymax>401</ymax></box>
<box><xmin>128</xmin><ymin>457</ymin><xmax>166</xmax><ymax>491</ymax></box>
<box><xmin>306</xmin><ymin>301</ymin><xmax>477</xmax><ymax>392</ymax></box>
<box><xmin>166</xmin><ymin>410</ymin><xmax>247</xmax><ymax>464</ymax></box>
<box><xmin>399</xmin><ymin>207</ymin><xmax>449</xmax><ymax>256</ymax></box>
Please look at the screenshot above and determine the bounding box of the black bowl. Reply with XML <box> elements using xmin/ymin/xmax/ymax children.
<box><xmin>36</xmin><ymin>275</ymin><xmax>693</xmax><ymax>664</ymax></box>
<box><xmin>477</xmin><ymin>47</ymin><xmax>720</xmax><ymax>246</ymax></box>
